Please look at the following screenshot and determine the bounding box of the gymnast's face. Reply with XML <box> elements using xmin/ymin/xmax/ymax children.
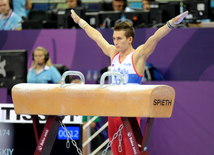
<box><xmin>34</xmin><ymin>50</ymin><xmax>46</xmax><ymax>65</ymax></box>
<box><xmin>113</xmin><ymin>30</ymin><xmax>131</xmax><ymax>52</ymax></box>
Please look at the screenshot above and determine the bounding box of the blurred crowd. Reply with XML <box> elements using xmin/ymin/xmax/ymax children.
<box><xmin>0</xmin><ymin>0</ymin><xmax>213</xmax><ymax>30</ymax></box>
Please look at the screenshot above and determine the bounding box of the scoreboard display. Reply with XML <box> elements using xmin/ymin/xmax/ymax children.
<box><xmin>0</xmin><ymin>104</ymin><xmax>83</xmax><ymax>155</ymax></box>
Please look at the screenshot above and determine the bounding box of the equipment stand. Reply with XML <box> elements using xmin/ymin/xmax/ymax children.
<box><xmin>32</xmin><ymin>115</ymin><xmax>64</xmax><ymax>155</ymax></box>
<box><xmin>121</xmin><ymin>117</ymin><xmax>154</xmax><ymax>155</ymax></box>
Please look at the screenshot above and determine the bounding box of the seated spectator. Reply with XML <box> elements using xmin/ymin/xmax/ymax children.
<box><xmin>112</xmin><ymin>0</ymin><xmax>126</xmax><ymax>11</ymax></box>
<box><xmin>100</xmin><ymin>0</ymin><xmax>133</xmax><ymax>12</ymax></box>
<box><xmin>27</xmin><ymin>46</ymin><xmax>61</xmax><ymax>84</ymax></box>
<box><xmin>113</xmin><ymin>0</ymin><xmax>134</xmax><ymax>12</ymax></box>
<box><xmin>142</xmin><ymin>0</ymin><xmax>154</xmax><ymax>11</ymax></box>
<box><xmin>10</xmin><ymin>0</ymin><xmax>32</xmax><ymax>18</ymax></box>
<box><xmin>57</xmin><ymin>0</ymin><xmax>82</xmax><ymax>10</ymax></box>
<box><xmin>0</xmin><ymin>0</ymin><xmax>22</xmax><ymax>30</ymax></box>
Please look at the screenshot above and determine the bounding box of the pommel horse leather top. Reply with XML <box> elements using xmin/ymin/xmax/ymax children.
<box><xmin>12</xmin><ymin>83</ymin><xmax>175</xmax><ymax>118</ymax></box>
<box><xmin>12</xmin><ymin>72</ymin><xmax>175</xmax><ymax>155</ymax></box>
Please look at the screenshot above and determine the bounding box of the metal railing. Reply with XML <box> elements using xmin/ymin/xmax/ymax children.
<box><xmin>83</xmin><ymin>117</ymin><xmax>109</xmax><ymax>155</ymax></box>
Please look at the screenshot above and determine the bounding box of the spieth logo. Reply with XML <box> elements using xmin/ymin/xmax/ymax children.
<box><xmin>0</xmin><ymin>59</ymin><xmax>6</xmax><ymax>77</ymax></box>
<box><xmin>153</xmin><ymin>99</ymin><xmax>172</xmax><ymax>106</ymax></box>
<box><xmin>127</xmin><ymin>132</ymin><xmax>132</xmax><ymax>137</ymax></box>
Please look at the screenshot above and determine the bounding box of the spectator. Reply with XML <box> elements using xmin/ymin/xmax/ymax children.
<box><xmin>57</xmin><ymin>0</ymin><xmax>82</xmax><ymax>10</ymax></box>
<box><xmin>67</xmin><ymin>0</ymin><xmax>81</xmax><ymax>8</ymax></box>
<box><xmin>142</xmin><ymin>0</ymin><xmax>154</xmax><ymax>11</ymax></box>
<box><xmin>10</xmin><ymin>0</ymin><xmax>32</xmax><ymax>18</ymax></box>
<box><xmin>27</xmin><ymin>46</ymin><xmax>61</xmax><ymax>84</ymax></box>
<box><xmin>112</xmin><ymin>0</ymin><xmax>133</xmax><ymax>12</ymax></box>
<box><xmin>100</xmin><ymin>0</ymin><xmax>133</xmax><ymax>12</ymax></box>
<box><xmin>0</xmin><ymin>0</ymin><xmax>22</xmax><ymax>30</ymax></box>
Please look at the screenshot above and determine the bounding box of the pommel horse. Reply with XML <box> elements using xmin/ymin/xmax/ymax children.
<box><xmin>12</xmin><ymin>71</ymin><xmax>175</xmax><ymax>155</ymax></box>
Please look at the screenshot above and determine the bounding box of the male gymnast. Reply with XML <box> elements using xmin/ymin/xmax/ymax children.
<box><xmin>70</xmin><ymin>9</ymin><xmax>188</xmax><ymax>155</ymax></box>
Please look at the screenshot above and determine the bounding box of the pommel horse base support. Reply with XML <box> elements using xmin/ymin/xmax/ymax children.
<box><xmin>121</xmin><ymin>117</ymin><xmax>154</xmax><ymax>155</ymax></box>
<box><xmin>32</xmin><ymin>115</ymin><xmax>64</xmax><ymax>155</ymax></box>
<box><xmin>12</xmin><ymin>82</ymin><xmax>175</xmax><ymax>155</ymax></box>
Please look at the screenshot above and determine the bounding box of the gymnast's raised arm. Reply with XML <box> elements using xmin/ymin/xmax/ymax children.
<box><xmin>70</xmin><ymin>10</ymin><xmax>116</xmax><ymax>58</ymax></box>
<box><xmin>135</xmin><ymin>11</ymin><xmax>188</xmax><ymax>59</ymax></box>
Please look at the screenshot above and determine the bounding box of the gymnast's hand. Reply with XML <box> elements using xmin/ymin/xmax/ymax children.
<box><xmin>170</xmin><ymin>11</ymin><xmax>188</xmax><ymax>27</ymax></box>
<box><xmin>71</xmin><ymin>9</ymin><xmax>80</xmax><ymax>23</ymax></box>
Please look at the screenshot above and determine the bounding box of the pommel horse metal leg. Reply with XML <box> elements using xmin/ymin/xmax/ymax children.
<box><xmin>32</xmin><ymin>115</ymin><xmax>42</xmax><ymax>144</ymax></box>
<box><xmin>33</xmin><ymin>115</ymin><xmax>64</xmax><ymax>155</ymax></box>
<box><xmin>121</xmin><ymin>117</ymin><xmax>154</xmax><ymax>155</ymax></box>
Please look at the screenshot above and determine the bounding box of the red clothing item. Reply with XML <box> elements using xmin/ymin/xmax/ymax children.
<box><xmin>108</xmin><ymin>117</ymin><xmax>140</xmax><ymax>155</ymax></box>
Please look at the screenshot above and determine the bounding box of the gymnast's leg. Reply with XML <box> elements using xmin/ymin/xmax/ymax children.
<box><xmin>108</xmin><ymin>117</ymin><xmax>140</xmax><ymax>155</ymax></box>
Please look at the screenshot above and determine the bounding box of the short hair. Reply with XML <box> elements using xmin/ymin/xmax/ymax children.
<box><xmin>114</xmin><ymin>21</ymin><xmax>135</xmax><ymax>44</ymax></box>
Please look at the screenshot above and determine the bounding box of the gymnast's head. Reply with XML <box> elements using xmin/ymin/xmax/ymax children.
<box><xmin>113</xmin><ymin>21</ymin><xmax>135</xmax><ymax>49</ymax></box>
<box><xmin>32</xmin><ymin>46</ymin><xmax>52</xmax><ymax>68</ymax></box>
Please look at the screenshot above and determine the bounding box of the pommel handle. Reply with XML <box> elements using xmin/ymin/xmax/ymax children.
<box><xmin>100</xmin><ymin>71</ymin><xmax>124</xmax><ymax>89</ymax></box>
<box><xmin>60</xmin><ymin>71</ymin><xmax>85</xmax><ymax>88</ymax></box>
